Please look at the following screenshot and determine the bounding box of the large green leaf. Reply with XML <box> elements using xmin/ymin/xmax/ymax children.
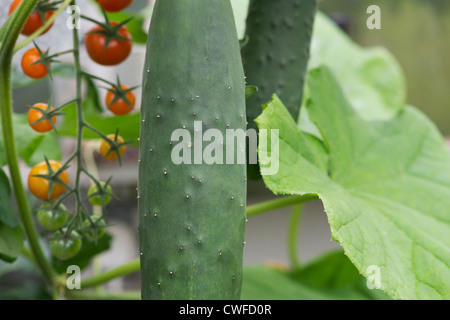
<box><xmin>0</xmin><ymin>168</ymin><xmax>18</xmax><ymax>228</ymax></box>
<box><xmin>303</xmin><ymin>12</ymin><xmax>406</xmax><ymax>122</ymax></box>
<box><xmin>0</xmin><ymin>113</ymin><xmax>61</xmax><ymax>167</ymax></box>
<box><xmin>242</xmin><ymin>262</ymin><xmax>386</xmax><ymax>300</ymax></box>
<box><xmin>0</xmin><ymin>223</ymin><xmax>24</xmax><ymax>263</ymax></box>
<box><xmin>291</xmin><ymin>250</ymin><xmax>390</xmax><ymax>300</ymax></box>
<box><xmin>255</xmin><ymin>66</ymin><xmax>450</xmax><ymax>300</ymax></box>
<box><xmin>57</xmin><ymin>101</ymin><xmax>140</xmax><ymax>143</ymax></box>
<box><xmin>0</xmin><ymin>169</ymin><xmax>23</xmax><ymax>263</ymax></box>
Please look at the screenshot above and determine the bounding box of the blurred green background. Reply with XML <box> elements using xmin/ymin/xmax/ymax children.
<box><xmin>318</xmin><ymin>0</ymin><xmax>450</xmax><ymax>135</ymax></box>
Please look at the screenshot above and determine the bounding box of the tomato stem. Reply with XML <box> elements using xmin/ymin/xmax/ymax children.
<box><xmin>70</xmin><ymin>0</ymin><xmax>87</xmax><ymax>226</ymax></box>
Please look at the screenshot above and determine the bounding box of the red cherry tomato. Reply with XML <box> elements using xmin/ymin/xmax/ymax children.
<box><xmin>96</xmin><ymin>0</ymin><xmax>133</xmax><ymax>13</ymax></box>
<box><xmin>9</xmin><ymin>0</ymin><xmax>54</xmax><ymax>36</ymax></box>
<box><xmin>85</xmin><ymin>22</ymin><xmax>132</xmax><ymax>66</ymax></box>
<box><xmin>21</xmin><ymin>48</ymin><xmax>50</xmax><ymax>79</ymax></box>
<box><xmin>105</xmin><ymin>84</ymin><xmax>136</xmax><ymax>115</ymax></box>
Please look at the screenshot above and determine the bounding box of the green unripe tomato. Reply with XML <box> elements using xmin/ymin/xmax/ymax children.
<box><xmin>49</xmin><ymin>229</ymin><xmax>82</xmax><ymax>261</ymax></box>
<box><xmin>37</xmin><ymin>202</ymin><xmax>69</xmax><ymax>231</ymax></box>
<box><xmin>83</xmin><ymin>216</ymin><xmax>107</xmax><ymax>240</ymax></box>
<box><xmin>88</xmin><ymin>182</ymin><xmax>113</xmax><ymax>206</ymax></box>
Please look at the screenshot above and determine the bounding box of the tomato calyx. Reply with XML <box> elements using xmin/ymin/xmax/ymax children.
<box><xmin>100</xmin><ymin>130</ymin><xmax>131</xmax><ymax>165</ymax></box>
<box><xmin>105</xmin><ymin>76</ymin><xmax>138</xmax><ymax>112</ymax></box>
<box><xmin>33</xmin><ymin>0</ymin><xmax>61</xmax><ymax>24</ymax></box>
<box><xmin>88</xmin><ymin>178</ymin><xmax>115</xmax><ymax>207</ymax></box>
<box><xmin>81</xmin><ymin>216</ymin><xmax>108</xmax><ymax>242</ymax></box>
<box><xmin>29</xmin><ymin>42</ymin><xmax>57</xmax><ymax>80</ymax></box>
<box><xmin>84</xmin><ymin>14</ymin><xmax>133</xmax><ymax>49</ymax></box>
<box><xmin>30</xmin><ymin>157</ymin><xmax>71</xmax><ymax>200</ymax></box>
<box><xmin>28</xmin><ymin>98</ymin><xmax>64</xmax><ymax>132</ymax></box>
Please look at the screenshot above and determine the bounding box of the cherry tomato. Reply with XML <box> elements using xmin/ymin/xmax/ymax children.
<box><xmin>100</xmin><ymin>134</ymin><xmax>125</xmax><ymax>161</ymax></box>
<box><xmin>28</xmin><ymin>103</ymin><xmax>56</xmax><ymax>133</ymax></box>
<box><xmin>21</xmin><ymin>48</ymin><xmax>50</xmax><ymax>79</ymax></box>
<box><xmin>49</xmin><ymin>229</ymin><xmax>82</xmax><ymax>261</ymax></box>
<box><xmin>28</xmin><ymin>160</ymin><xmax>69</xmax><ymax>201</ymax></box>
<box><xmin>105</xmin><ymin>84</ymin><xmax>135</xmax><ymax>115</ymax></box>
<box><xmin>88</xmin><ymin>182</ymin><xmax>113</xmax><ymax>206</ymax></box>
<box><xmin>96</xmin><ymin>0</ymin><xmax>133</xmax><ymax>12</ymax></box>
<box><xmin>82</xmin><ymin>216</ymin><xmax>107</xmax><ymax>240</ymax></box>
<box><xmin>9</xmin><ymin>0</ymin><xmax>55</xmax><ymax>36</ymax></box>
<box><xmin>37</xmin><ymin>202</ymin><xmax>69</xmax><ymax>231</ymax></box>
<box><xmin>84</xmin><ymin>22</ymin><xmax>132</xmax><ymax>66</ymax></box>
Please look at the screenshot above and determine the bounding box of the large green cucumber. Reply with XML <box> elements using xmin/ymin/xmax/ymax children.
<box><xmin>242</xmin><ymin>0</ymin><xmax>317</xmax><ymax>179</ymax></box>
<box><xmin>138</xmin><ymin>0</ymin><xmax>247</xmax><ymax>300</ymax></box>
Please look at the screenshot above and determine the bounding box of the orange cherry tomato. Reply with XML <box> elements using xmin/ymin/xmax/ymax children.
<box><xmin>100</xmin><ymin>134</ymin><xmax>125</xmax><ymax>161</ymax></box>
<box><xmin>96</xmin><ymin>0</ymin><xmax>133</xmax><ymax>13</ymax></box>
<box><xmin>28</xmin><ymin>160</ymin><xmax>69</xmax><ymax>201</ymax></box>
<box><xmin>28</xmin><ymin>103</ymin><xmax>56</xmax><ymax>133</ymax></box>
<box><xmin>21</xmin><ymin>48</ymin><xmax>49</xmax><ymax>79</ymax></box>
<box><xmin>9</xmin><ymin>0</ymin><xmax>55</xmax><ymax>36</ymax></box>
<box><xmin>85</xmin><ymin>22</ymin><xmax>132</xmax><ymax>66</ymax></box>
<box><xmin>105</xmin><ymin>84</ymin><xmax>136</xmax><ymax>115</ymax></box>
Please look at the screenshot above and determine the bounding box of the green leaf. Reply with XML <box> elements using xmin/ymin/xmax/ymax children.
<box><xmin>83</xmin><ymin>73</ymin><xmax>103</xmax><ymax>113</ymax></box>
<box><xmin>291</xmin><ymin>250</ymin><xmax>391</xmax><ymax>300</ymax></box>
<box><xmin>256</xmin><ymin>66</ymin><xmax>450</xmax><ymax>300</ymax></box>
<box><xmin>51</xmin><ymin>233</ymin><xmax>112</xmax><ymax>273</ymax></box>
<box><xmin>242</xmin><ymin>264</ymin><xmax>383</xmax><ymax>300</ymax></box>
<box><xmin>302</xmin><ymin>12</ymin><xmax>406</xmax><ymax>122</ymax></box>
<box><xmin>0</xmin><ymin>223</ymin><xmax>24</xmax><ymax>263</ymax></box>
<box><xmin>0</xmin><ymin>113</ymin><xmax>62</xmax><ymax>167</ymax></box>
<box><xmin>0</xmin><ymin>168</ymin><xmax>18</xmax><ymax>228</ymax></box>
<box><xmin>58</xmin><ymin>101</ymin><xmax>140</xmax><ymax>143</ymax></box>
<box><xmin>24</xmin><ymin>132</ymin><xmax>62</xmax><ymax>167</ymax></box>
<box><xmin>245</xmin><ymin>85</ymin><xmax>258</xmax><ymax>100</ymax></box>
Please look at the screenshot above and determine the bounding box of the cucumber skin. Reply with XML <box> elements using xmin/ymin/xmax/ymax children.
<box><xmin>138</xmin><ymin>0</ymin><xmax>246</xmax><ymax>300</ymax></box>
<box><xmin>242</xmin><ymin>0</ymin><xmax>317</xmax><ymax>179</ymax></box>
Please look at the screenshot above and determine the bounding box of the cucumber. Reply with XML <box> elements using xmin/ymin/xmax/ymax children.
<box><xmin>138</xmin><ymin>0</ymin><xmax>247</xmax><ymax>300</ymax></box>
<box><xmin>242</xmin><ymin>0</ymin><xmax>317</xmax><ymax>179</ymax></box>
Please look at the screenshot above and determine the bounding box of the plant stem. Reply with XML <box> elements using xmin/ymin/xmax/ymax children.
<box><xmin>71</xmin><ymin>0</ymin><xmax>85</xmax><ymax>220</ymax></box>
<box><xmin>0</xmin><ymin>0</ymin><xmax>56</xmax><ymax>284</ymax></box>
<box><xmin>21</xmin><ymin>246</ymin><xmax>36</xmax><ymax>265</ymax></box>
<box><xmin>287</xmin><ymin>204</ymin><xmax>303</xmax><ymax>269</ymax></box>
<box><xmin>82</xmin><ymin>72</ymin><xmax>116</xmax><ymax>87</ymax></box>
<box><xmin>82</xmin><ymin>140</ymin><xmax>102</xmax><ymax>287</ymax></box>
<box><xmin>246</xmin><ymin>194</ymin><xmax>318</xmax><ymax>218</ymax></box>
<box><xmin>13</xmin><ymin>0</ymin><xmax>73</xmax><ymax>53</ymax></box>
<box><xmin>66</xmin><ymin>290</ymin><xmax>141</xmax><ymax>300</ymax></box>
<box><xmin>80</xmin><ymin>258</ymin><xmax>140</xmax><ymax>289</ymax></box>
